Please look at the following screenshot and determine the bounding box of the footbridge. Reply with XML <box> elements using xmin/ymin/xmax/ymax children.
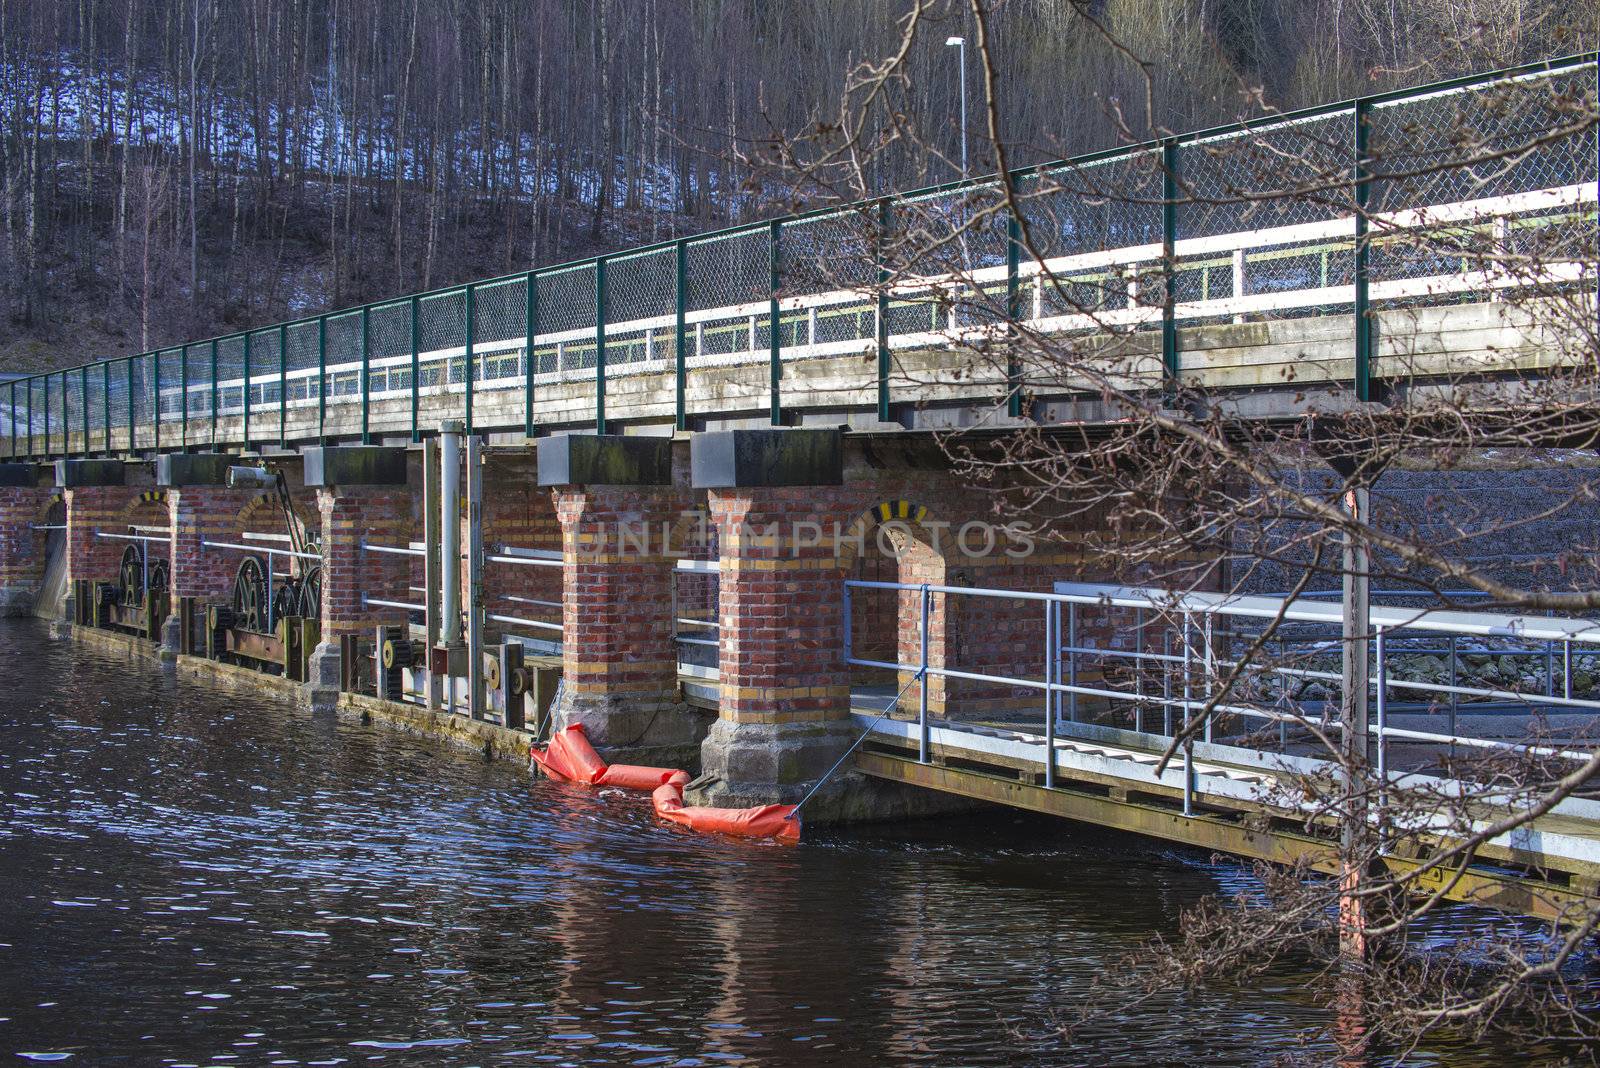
<box><xmin>3</xmin><ymin>54</ymin><xmax>1597</xmax><ymax>458</ymax></box>
<box><xmin>0</xmin><ymin>56</ymin><xmax>1595</xmax><ymax>924</ymax></box>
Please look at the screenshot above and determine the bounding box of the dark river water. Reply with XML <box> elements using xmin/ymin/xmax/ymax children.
<box><xmin>0</xmin><ymin>621</ymin><xmax>1580</xmax><ymax>1067</ymax></box>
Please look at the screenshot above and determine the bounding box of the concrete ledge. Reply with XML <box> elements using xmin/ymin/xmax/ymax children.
<box><xmin>54</xmin><ymin>458</ymin><xmax>126</xmax><ymax>487</ymax></box>
<box><xmin>537</xmin><ymin>433</ymin><xmax>672</xmax><ymax>487</ymax></box>
<box><xmin>0</xmin><ymin>463</ymin><xmax>40</xmax><ymax>487</ymax></box>
<box><xmin>155</xmin><ymin>452</ymin><xmax>234</xmax><ymax>487</ymax></box>
<box><xmin>690</xmin><ymin>428</ymin><xmax>842</xmax><ymax>488</ymax></box>
<box><xmin>302</xmin><ymin>446</ymin><xmax>408</xmax><ymax>487</ymax></box>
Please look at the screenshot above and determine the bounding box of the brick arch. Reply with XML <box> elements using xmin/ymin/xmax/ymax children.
<box><xmin>235</xmin><ymin>491</ymin><xmax>317</xmax><ymax>540</ymax></box>
<box><xmin>116</xmin><ymin>489</ymin><xmax>169</xmax><ymax>524</ymax></box>
<box><xmin>32</xmin><ymin>491</ymin><xmax>64</xmax><ymax>525</ymax></box>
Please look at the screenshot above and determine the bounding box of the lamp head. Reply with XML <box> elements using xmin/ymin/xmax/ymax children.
<box><xmin>945</xmin><ymin>36</ymin><xmax>964</xmax><ymax>46</ymax></box>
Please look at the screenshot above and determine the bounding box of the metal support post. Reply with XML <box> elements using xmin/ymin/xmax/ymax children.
<box><xmin>524</xmin><ymin>272</ymin><xmax>537</xmax><ymax>438</ymax></box>
<box><xmin>360</xmin><ymin>306</ymin><xmax>371</xmax><ymax>444</ymax></box>
<box><xmin>876</xmin><ymin>199</ymin><xmax>892</xmax><ymax>423</ymax></box>
<box><xmin>463</xmin><ymin>286</ymin><xmax>476</xmax><ymax>435</ymax></box>
<box><xmin>439</xmin><ymin>419</ymin><xmax>463</xmax><ymax>713</ymax></box>
<box><xmin>918</xmin><ymin>583</ymin><xmax>930</xmax><ymax>764</ymax></box>
<box><xmin>674</xmin><ymin>241</ymin><xmax>688</xmax><ymax>431</ymax></box>
<box><xmin>278</xmin><ymin>324</ymin><xmax>288</xmax><ymax>447</ymax></box>
<box><xmin>594</xmin><ymin>259</ymin><xmax>607</xmax><ymax>434</ymax></box>
<box><xmin>1005</xmin><ymin>211</ymin><xmax>1022</xmax><ymax>418</ymax></box>
<box><xmin>241</xmin><ymin>331</ymin><xmax>251</xmax><ymax>451</ymax></box>
<box><xmin>769</xmin><ymin>218</ymin><xmax>782</xmax><ymax>426</ymax></box>
<box><xmin>1161</xmin><ymin>138</ymin><xmax>1180</xmax><ymax>393</ymax></box>
<box><xmin>1043</xmin><ymin>599</ymin><xmax>1056</xmax><ymax>788</ymax></box>
<box><xmin>1353</xmin><ymin>99</ymin><xmax>1373</xmax><ymax>402</ymax></box>
<box><xmin>422</xmin><ymin>437</ymin><xmax>443</xmax><ymax>710</ymax></box>
<box><xmin>1066</xmin><ymin>601</ymin><xmax>1079</xmax><ymax>722</ymax></box>
<box><xmin>410</xmin><ymin>296</ymin><xmax>422</xmax><ymax>443</ymax></box>
<box><xmin>466</xmin><ymin>433</ymin><xmax>486</xmax><ymax>721</ymax></box>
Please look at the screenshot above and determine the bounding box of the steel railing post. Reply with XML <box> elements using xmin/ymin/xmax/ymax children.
<box><xmin>1375</xmin><ymin>625</ymin><xmax>1389</xmax><ymax>814</ymax></box>
<box><xmin>409</xmin><ymin>295</ymin><xmax>421</xmax><ymax>443</ymax></box>
<box><xmin>317</xmin><ymin>315</ymin><xmax>327</xmax><ymax>444</ymax></box>
<box><xmin>278</xmin><ymin>323</ymin><xmax>288</xmax><ymax>448</ymax></box>
<box><xmin>1161</xmin><ymin>138</ymin><xmax>1180</xmax><ymax>395</ymax></box>
<box><xmin>101</xmin><ymin>364</ymin><xmax>110</xmax><ymax>454</ymax></box>
<box><xmin>769</xmin><ymin>218</ymin><xmax>782</xmax><ymax>426</ymax></box>
<box><xmin>1353</xmin><ymin>98</ymin><xmax>1373</xmax><ymax>402</ymax></box>
<box><xmin>149</xmin><ymin>356</ymin><xmax>158</xmax><ymax>454</ymax></box>
<box><xmin>180</xmin><ymin>345</ymin><xmax>189</xmax><ymax>449</ymax></box>
<box><xmin>594</xmin><ymin>258</ymin><xmax>607</xmax><ymax>435</ymax></box>
<box><xmin>1067</xmin><ymin>601</ymin><xmax>1079</xmax><ymax>722</ymax></box>
<box><xmin>524</xmin><ymin>271</ymin><xmax>537</xmax><ymax>439</ymax></box>
<box><xmin>919</xmin><ymin>583</ymin><xmax>930</xmax><ymax>764</ymax></box>
<box><xmin>79</xmin><ymin>365</ymin><xmax>88</xmax><ymax>456</ymax></box>
<box><xmin>360</xmin><ymin>305</ymin><xmax>371</xmax><ymax>444</ymax></box>
<box><xmin>210</xmin><ymin>339</ymin><xmax>219</xmax><ymax>447</ymax></box>
<box><xmin>1044</xmin><ymin>597</ymin><xmax>1055</xmax><ymax>788</ymax></box>
<box><xmin>674</xmin><ymin>241</ymin><xmax>687</xmax><ymax>431</ymax></box>
<box><xmin>241</xmin><ymin>330</ymin><xmax>251</xmax><ymax>452</ymax></box>
<box><xmin>1005</xmin><ymin>209</ymin><xmax>1022</xmax><ymax>418</ymax></box>
<box><xmin>463</xmin><ymin>286</ymin><xmax>475</xmax><ymax>435</ymax></box>
<box><xmin>126</xmin><ymin>358</ymin><xmax>134</xmax><ymax>453</ymax></box>
<box><xmin>876</xmin><ymin>199</ymin><xmax>892</xmax><ymax>423</ymax></box>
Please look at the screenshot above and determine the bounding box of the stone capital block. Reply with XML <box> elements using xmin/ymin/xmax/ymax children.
<box><xmin>537</xmin><ymin>433</ymin><xmax>673</xmax><ymax>487</ymax></box>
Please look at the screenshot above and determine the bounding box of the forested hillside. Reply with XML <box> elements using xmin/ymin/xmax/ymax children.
<box><xmin>1</xmin><ymin>0</ymin><xmax>1594</xmax><ymax>372</ymax></box>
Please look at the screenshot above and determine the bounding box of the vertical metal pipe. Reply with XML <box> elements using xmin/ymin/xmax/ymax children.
<box><xmin>409</xmin><ymin>296</ymin><xmax>421</xmax><ymax>444</ymax></box>
<box><xmin>1563</xmin><ymin>641</ymin><xmax>1573</xmax><ymax>701</ymax></box>
<box><xmin>769</xmin><ymin>218</ymin><xmax>782</xmax><ymax>426</ymax></box>
<box><xmin>1203</xmin><ymin>615</ymin><xmax>1215</xmax><ymax>744</ymax></box>
<box><xmin>79</xmin><ymin>365</ymin><xmax>87</xmax><ymax>456</ymax></box>
<box><xmin>439</xmin><ymin>420</ymin><xmax>463</xmax><ymax>649</ymax></box>
<box><xmin>148</xmin><ymin>357</ymin><xmax>157</xmax><ymax>455</ymax></box>
<box><xmin>594</xmin><ymin>258</ymin><xmax>608</xmax><ymax>434</ymax></box>
<box><xmin>919</xmin><ymin>584</ymin><xmax>930</xmax><ymax>764</ymax></box>
<box><xmin>674</xmin><ymin>241</ymin><xmax>688</xmax><ymax>431</ymax></box>
<box><xmin>126</xmin><ymin>358</ymin><xmax>134</xmax><ymax>452</ymax></box>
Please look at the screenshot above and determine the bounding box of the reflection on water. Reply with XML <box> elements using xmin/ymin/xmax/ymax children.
<box><xmin>0</xmin><ymin>621</ymin><xmax>1564</xmax><ymax>1066</ymax></box>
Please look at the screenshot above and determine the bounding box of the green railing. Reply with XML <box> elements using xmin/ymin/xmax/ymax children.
<box><xmin>3</xmin><ymin>52</ymin><xmax>1595</xmax><ymax>461</ymax></box>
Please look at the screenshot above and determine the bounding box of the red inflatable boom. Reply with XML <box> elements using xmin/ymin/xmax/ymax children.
<box><xmin>531</xmin><ymin>725</ymin><xmax>800</xmax><ymax>843</ymax></box>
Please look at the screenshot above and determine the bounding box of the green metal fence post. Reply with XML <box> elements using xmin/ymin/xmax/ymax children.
<box><xmin>1162</xmin><ymin>138</ymin><xmax>1180</xmax><ymax>395</ymax></box>
<box><xmin>464</xmin><ymin>286</ymin><xmax>476</xmax><ymax>435</ymax></box>
<box><xmin>102</xmin><ymin>362</ymin><xmax>110</xmax><ymax>454</ymax></box>
<box><xmin>79</xmin><ymin>365</ymin><xmax>88</xmax><ymax>456</ymax></box>
<box><xmin>674</xmin><ymin>241</ymin><xmax>687</xmax><ymax>432</ymax></box>
<box><xmin>242</xmin><ymin>331</ymin><xmax>252</xmax><ymax>452</ymax></box>
<box><xmin>210</xmin><ymin>340</ymin><xmax>219</xmax><ymax>447</ymax></box>
<box><xmin>278</xmin><ymin>324</ymin><xmax>288</xmax><ymax>447</ymax></box>
<box><xmin>126</xmin><ymin>358</ymin><xmax>134</xmax><ymax>454</ymax></box>
<box><xmin>1353</xmin><ymin>99</ymin><xmax>1372</xmax><ymax>403</ymax></box>
<box><xmin>28</xmin><ymin>378</ymin><xmax>35</xmax><ymax>457</ymax></box>
<box><xmin>523</xmin><ymin>272</ymin><xmax>536</xmax><ymax>439</ymax></box>
<box><xmin>317</xmin><ymin>316</ymin><xmax>327</xmax><ymax>444</ymax></box>
<box><xmin>180</xmin><ymin>346</ymin><xmax>189</xmax><ymax>449</ymax></box>
<box><xmin>1005</xmin><ymin>210</ymin><xmax>1023</xmax><ymax>418</ymax></box>
<box><xmin>8</xmin><ymin>381</ymin><xmax>16</xmax><ymax>458</ymax></box>
<box><xmin>594</xmin><ymin>258</ymin><xmax>607</xmax><ymax>435</ymax></box>
<box><xmin>409</xmin><ymin>296</ymin><xmax>420</xmax><ymax>443</ymax></box>
<box><xmin>769</xmin><ymin>218</ymin><xmax>782</xmax><ymax>426</ymax></box>
<box><xmin>877</xmin><ymin>199</ymin><xmax>892</xmax><ymax>424</ymax></box>
<box><xmin>360</xmin><ymin>305</ymin><xmax>372</xmax><ymax>444</ymax></box>
<box><xmin>57</xmin><ymin>372</ymin><xmax>66</xmax><ymax>458</ymax></box>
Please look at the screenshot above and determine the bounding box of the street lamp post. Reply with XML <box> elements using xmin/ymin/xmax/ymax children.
<box><xmin>946</xmin><ymin>36</ymin><xmax>968</xmax><ymax>180</ymax></box>
<box><xmin>946</xmin><ymin>35</ymin><xmax>971</xmax><ymax>275</ymax></box>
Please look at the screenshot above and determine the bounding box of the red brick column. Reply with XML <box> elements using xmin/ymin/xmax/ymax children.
<box><xmin>65</xmin><ymin>486</ymin><xmax>142</xmax><ymax>586</ymax></box>
<box><xmin>167</xmin><ymin>487</ymin><xmax>258</xmax><ymax>609</ymax></box>
<box><xmin>552</xmin><ymin>484</ymin><xmax>699</xmax><ymax>754</ymax></box>
<box><xmin>693</xmin><ymin>486</ymin><xmax>857</xmax><ymax>808</ymax></box>
<box><xmin>316</xmin><ymin>486</ymin><xmax>414</xmax><ymax>641</ymax></box>
<box><xmin>0</xmin><ymin>484</ymin><xmax>55</xmax><ymax>615</ymax></box>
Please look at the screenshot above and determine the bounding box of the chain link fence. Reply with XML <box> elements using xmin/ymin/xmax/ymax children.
<box><xmin>6</xmin><ymin>55</ymin><xmax>1594</xmax><ymax>459</ymax></box>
